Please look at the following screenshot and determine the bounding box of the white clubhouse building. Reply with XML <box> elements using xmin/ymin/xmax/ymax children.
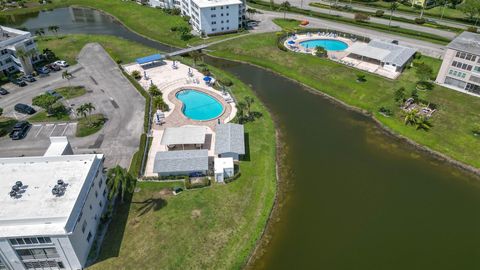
<box><xmin>0</xmin><ymin>138</ymin><xmax>107</xmax><ymax>270</ymax></box>
<box><xmin>180</xmin><ymin>0</ymin><xmax>245</xmax><ymax>35</ymax></box>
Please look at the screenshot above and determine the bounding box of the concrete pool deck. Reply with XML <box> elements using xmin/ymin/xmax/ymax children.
<box><xmin>123</xmin><ymin>60</ymin><xmax>237</xmax><ymax>177</ymax></box>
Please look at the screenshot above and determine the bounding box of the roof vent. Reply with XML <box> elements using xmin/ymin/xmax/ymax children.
<box><xmin>52</xmin><ymin>180</ymin><xmax>68</xmax><ymax>197</ymax></box>
<box><xmin>10</xmin><ymin>181</ymin><xmax>26</xmax><ymax>199</ymax></box>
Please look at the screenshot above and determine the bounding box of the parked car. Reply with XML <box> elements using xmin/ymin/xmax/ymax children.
<box><xmin>36</xmin><ymin>66</ymin><xmax>50</xmax><ymax>74</ymax></box>
<box><xmin>46</xmin><ymin>63</ymin><xmax>61</xmax><ymax>72</ymax></box>
<box><xmin>0</xmin><ymin>88</ymin><xmax>8</xmax><ymax>95</ymax></box>
<box><xmin>54</xmin><ymin>60</ymin><xmax>69</xmax><ymax>67</ymax></box>
<box><xmin>46</xmin><ymin>89</ymin><xmax>62</xmax><ymax>99</ymax></box>
<box><xmin>9</xmin><ymin>121</ymin><xmax>31</xmax><ymax>140</ymax></box>
<box><xmin>14</xmin><ymin>103</ymin><xmax>36</xmax><ymax>115</ymax></box>
<box><xmin>20</xmin><ymin>75</ymin><xmax>36</xmax><ymax>83</ymax></box>
<box><xmin>10</xmin><ymin>78</ymin><xmax>27</xmax><ymax>87</ymax></box>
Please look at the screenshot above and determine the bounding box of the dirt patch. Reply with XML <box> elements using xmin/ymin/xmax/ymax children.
<box><xmin>191</xmin><ymin>209</ymin><xmax>202</xmax><ymax>219</ymax></box>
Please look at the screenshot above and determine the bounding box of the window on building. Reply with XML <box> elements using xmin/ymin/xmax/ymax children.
<box><xmin>103</xmin><ymin>188</ymin><xmax>107</xmax><ymax>197</ymax></box>
<box><xmin>221</xmin><ymin>27</ymin><xmax>224</xmax><ymax>30</ymax></box>
<box><xmin>0</xmin><ymin>258</ymin><xmax>6</xmax><ymax>270</ymax></box>
<box><xmin>95</xmin><ymin>191</ymin><xmax>98</xmax><ymax>198</ymax></box>
<box><xmin>470</xmin><ymin>75</ymin><xmax>480</xmax><ymax>83</ymax></box>
<box><xmin>82</xmin><ymin>220</ymin><xmax>87</xmax><ymax>233</ymax></box>
<box><xmin>444</xmin><ymin>76</ymin><xmax>467</xmax><ymax>89</ymax></box>
<box><xmin>226</xmin><ymin>19</ymin><xmax>229</xmax><ymax>23</ymax></box>
<box><xmin>226</xmin><ymin>5</ymin><xmax>229</xmax><ymax>8</ymax></box>
<box><xmin>16</xmin><ymin>248</ymin><xmax>59</xmax><ymax>261</ymax></box>
<box><xmin>10</xmin><ymin>237</ymin><xmax>51</xmax><ymax>246</ymax></box>
<box><xmin>211</xmin><ymin>7</ymin><xmax>216</xmax><ymax>10</ymax></box>
<box><xmin>212</xmin><ymin>28</ymin><xmax>217</xmax><ymax>31</ymax></box>
<box><xmin>23</xmin><ymin>260</ymin><xmax>63</xmax><ymax>269</ymax></box>
<box><xmin>99</xmin><ymin>201</ymin><xmax>103</xmax><ymax>208</ymax></box>
<box><xmin>465</xmin><ymin>82</ymin><xmax>480</xmax><ymax>94</ymax></box>
<box><xmin>89</xmin><ymin>204</ymin><xmax>92</xmax><ymax>210</ymax></box>
<box><xmin>211</xmin><ymin>14</ymin><xmax>216</xmax><ymax>18</ymax></box>
<box><xmin>227</xmin><ymin>27</ymin><xmax>230</xmax><ymax>30</ymax></box>
<box><xmin>87</xmin><ymin>232</ymin><xmax>93</xmax><ymax>242</ymax></box>
<box><xmin>221</xmin><ymin>13</ymin><xmax>224</xmax><ymax>16</ymax></box>
<box><xmin>221</xmin><ymin>6</ymin><xmax>224</xmax><ymax>9</ymax></box>
<box><xmin>0</xmin><ymin>49</ymin><xmax>7</xmax><ymax>55</ymax></box>
<box><xmin>474</xmin><ymin>66</ymin><xmax>480</xmax><ymax>73</ymax></box>
<box><xmin>77</xmin><ymin>210</ymin><xmax>83</xmax><ymax>223</ymax></box>
<box><xmin>226</xmin><ymin>13</ymin><xmax>229</xmax><ymax>16</ymax></box>
<box><xmin>98</xmin><ymin>178</ymin><xmax>103</xmax><ymax>188</ymax></box>
<box><xmin>212</xmin><ymin>21</ymin><xmax>216</xmax><ymax>25</ymax></box>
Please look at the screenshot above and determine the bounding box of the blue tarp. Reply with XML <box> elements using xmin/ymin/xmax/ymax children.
<box><xmin>136</xmin><ymin>54</ymin><xmax>164</xmax><ymax>65</ymax></box>
<box><xmin>203</xmin><ymin>76</ymin><xmax>212</xmax><ymax>81</ymax></box>
<box><xmin>287</xmin><ymin>40</ymin><xmax>295</xmax><ymax>44</ymax></box>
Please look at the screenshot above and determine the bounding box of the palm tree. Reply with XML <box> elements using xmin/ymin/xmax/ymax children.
<box><xmin>62</xmin><ymin>70</ymin><xmax>73</xmax><ymax>85</ymax></box>
<box><xmin>189</xmin><ymin>50</ymin><xmax>204</xmax><ymax>67</ymax></box>
<box><xmin>279</xmin><ymin>1</ymin><xmax>291</xmax><ymax>19</ymax></box>
<box><xmin>84</xmin><ymin>102</ymin><xmax>96</xmax><ymax>125</ymax></box>
<box><xmin>35</xmin><ymin>28</ymin><xmax>45</xmax><ymax>40</ymax></box>
<box><xmin>388</xmin><ymin>2</ymin><xmax>399</xmax><ymax>27</ymax></box>
<box><xmin>415</xmin><ymin>116</ymin><xmax>432</xmax><ymax>131</ymax></box>
<box><xmin>246</xmin><ymin>8</ymin><xmax>257</xmax><ymax>19</ymax></box>
<box><xmin>404</xmin><ymin>109</ymin><xmax>419</xmax><ymax>126</ymax></box>
<box><xmin>244</xmin><ymin>96</ymin><xmax>254</xmax><ymax>117</ymax></box>
<box><xmin>236</xmin><ymin>101</ymin><xmax>247</xmax><ymax>123</ymax></box>
<box><xmin>76</xmin><ymin>104</ymin><xmax>88</xmax><ymax>120</ymax></box>
<box><xmin>106</xmin><ymin>165</ymin><xmax>136</xmax><ymax>204</ymax></box>
<box><xmin>15</xmin><ymin>48</ymin><xmax>35</xmax><ymax>75</ymax></box>
<box><xmin>419</xmin><ymin>0</ymin><xmax>426</xmax><ymax>19</ymax></box>
<box><xmin>48</xmin><ymin>25</ymin><xmax>59</xmax><ymax>37</ymax></box>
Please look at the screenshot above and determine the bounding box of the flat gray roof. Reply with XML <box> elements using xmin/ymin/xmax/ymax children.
<box><xmin>153</xmin><ymin>150</ymin><xmax>209</xmax><ymax>173</ymax></box>
<box><xmin>346</xmin><ymin>40</ymin><xmax>416</xmax><ymax>67</ymax></box>
<box><xmin>447</xmin><ymin>31</ymin><xmax>480</xmax><ymax>55</ymax></box>
<box><xmin>160</xmin><ymin>126</ymin><xmax>207</xmax><ymax>145</ymax></box>
<box><xmin>214</xmin><ymin>123</ymin><xmax>245</xmax><ymax>155</ymax></box>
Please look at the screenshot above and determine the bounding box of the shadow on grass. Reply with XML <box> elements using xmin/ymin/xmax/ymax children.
<box><xmin>92</xmin><ymin>192</ymin><xmax>134</xmax><ymax>264</ymax></box>
<box><xmin>242</xmin><ymin>132</ymin><xmax>251</xmax><ymax>161</ymax></box>
<box><xmin>132</xmin><ymin>197</ymin><xmax>168</xmax><ymax>217</ymax></box>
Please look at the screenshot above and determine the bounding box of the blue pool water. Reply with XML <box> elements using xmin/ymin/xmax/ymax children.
<box><xmin>299</xmin><ymin>39</ymin><xmax>348</xmax><ymax>51</ymax></box>
<box><xmin>176</xmin><ymin>89</ymin><xmax>223</xmax><ymax>121</ymax></box>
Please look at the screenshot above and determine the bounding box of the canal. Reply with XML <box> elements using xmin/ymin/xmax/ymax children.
<box><xmin>5</xmin><ymin>7</ymin><xmax>480</xmax><ymax>269</ymax></box>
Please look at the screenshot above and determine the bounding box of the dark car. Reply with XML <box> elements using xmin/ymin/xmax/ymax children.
<box><xmin>14</xmin><ymin>103</ymin><xmax>36</xmax><ymax>115</ymax></box>
<box><xmin>46</xmin><ymin>63</ymin><xmax>61</xmax><ymax>72</ymax></box>
<box><xmin>46</xmin><ymin>89</ymin><xmax>62</xmax><ymax>99</ymax></box>
<box><xmin>36</xmin><ymin>66</ymin><xmax>50</xmax><ymax>74</ymax></box>
<box><xmin>0</xmin><ymin>88</ymin><xmax>8</xmax><ymax>95</ymax></box>
<box><xmin>10</xmin><ymin>78</ymin><xmax>27</xmax><ymax>87</ymax></box>
<box><xmin>21</xmin><ymin>75</ymin><xmax>36</xmax><ymax>82</ymax></box>
<box><xmin>9</xmin><ymin>121</ymin><xmax>31</xmax><ymax>140</ymax></box>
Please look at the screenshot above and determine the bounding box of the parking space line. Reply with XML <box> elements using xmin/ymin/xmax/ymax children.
<box><xmin>34</xmin><ymin>125</ymin><xmax>44</xmax><ymax>138</ymax></box>
<box><xmin>33</xmin><ymin>124</ymin><xmax>42</xmax><ymax>127</ymax></box>
<box><xmin>45</xmin><ymin>123</ymin><xmax>55</xmax><ymax>127</ymax></box>
<box><xmin>49</xmin><ymin>125</ymin><xmax>58</xmax><ymax>137</ymax></box>
<box><xmin>61</xmin><ymin>124</ymin><xmax>69</xmax><ymax>136</ymax></box>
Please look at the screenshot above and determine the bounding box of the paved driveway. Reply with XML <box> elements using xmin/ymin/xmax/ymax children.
<box><xmin>0</xmin><ymin>43</ymin><xmax>145</xmax><ymax>168</ymax></box>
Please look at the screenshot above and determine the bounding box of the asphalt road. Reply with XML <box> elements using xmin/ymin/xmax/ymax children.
<box><xmin>0</xmin><ymin>43</ymin><xmax>145</xmax><ymax>168</ymax></box>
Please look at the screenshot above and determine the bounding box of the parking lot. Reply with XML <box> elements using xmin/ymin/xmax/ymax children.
<box><xmin>0</xmin><ymin>43</ymin><xmax>145</xmax><ymax>168</ymax></box>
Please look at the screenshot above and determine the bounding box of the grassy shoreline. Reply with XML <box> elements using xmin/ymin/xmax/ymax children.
<box><xmin>209</xmin><ymin>29</ymin><xmax>480</xmax><ymax>170</ymax></box>
<box><xmin>36</xmin><ymin>35</ymin><xmax>277</xmax><ymax>269</ymax></box>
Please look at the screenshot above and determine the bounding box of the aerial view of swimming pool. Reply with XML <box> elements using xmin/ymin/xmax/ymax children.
<box><xmin>299</xmin><ymin>39</ymin><xmax>349</xmax><ymax>51</ymax></box>
<box><xmin>176</xmin><ymin>89</ymin><xmax>223</xmax><ymax>121</ymax></box>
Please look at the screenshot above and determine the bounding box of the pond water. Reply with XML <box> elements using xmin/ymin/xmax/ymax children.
<box><xmin>7</xmin><ymin>7</ymin><xmax>480</xmax><ymax>270</ymax></box>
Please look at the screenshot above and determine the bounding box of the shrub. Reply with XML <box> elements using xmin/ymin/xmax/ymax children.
<box><xmin>414</xmin><ymin>17</ymin><xmax>426</xmax><ymax>24</ymax></box>
<box><xmin>148</xmin><ymin>84</ymin><xmax>161</xmax><ymax>96</ymax></box>
<box><xmin>170</xmin><ymin>26</ymin><xmax>178</xmax><ymax>32</ymax></box>
<box><xmin>201</xmin><ymin>67</ymin><xmax>211</xmax><ymax>76</ymax></box>
<box><xmin>218</xmin><ymin>78</ymin><xmax>233</xmax><ymax>86</ymax></box>
<box><xmin>415</xmin><ymin>62</ymin><xmax>433</xmax><ymax>81</ymax></box>
<box><xmin>375</xmin><ymin>10</ymin><xmax>385</xmax><ymax>17</ymax></box>
<box><xmin>394</xmin><ymin>87</ymin><xmax>406</xmax><ymax>103</ymax></box>
<box><xmin>467</xmin><ymin>26</ymin><xmax>478</xmax><ymax>33</ymax></box>
<box><xmin>131</xmin><ymin>70</ymin><xmax>141</xmax><ymax>80</ymax></box>
<box><xmin>379</xmin><ymin>106</ymin><xmax>393</xmax><ymax>116</ymax></box>
<box><xmin>416</xmin><ymin>81</ymin><xmax>434</xmax><ymax>91</ymax></box>
<box><xmin>153</xmin><ymin>96</ymin><xmax>169</xmax><ymax>111</ymax></box>
<box><xmin>356</xmin><ymin>74</ymin><xmax>366</xmax><ymax>82</ymax></box>
<box><xmin>183</xmin><ymin>15</ymin><xmax>191</xmax><ymax>22</ymax></box>
<box><xmin>180</xmin><ymin>32</ymin><xmax>193</xmax><ymax>41</ymax></box>
<box><xmin>315</xmin><ymin>46</ymin><xmax>327</xmax><ymax>57</ymax></box>
<box><xmin>354</xmin><ymin>13</ymin><xmax>370</xmax><ymax>22</ymax></box>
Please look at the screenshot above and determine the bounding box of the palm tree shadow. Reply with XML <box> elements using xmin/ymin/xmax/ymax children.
<box><xmin>132</xmin><ymin>197</ymin><xmax>168</xmax><ymax>217</ymax></box>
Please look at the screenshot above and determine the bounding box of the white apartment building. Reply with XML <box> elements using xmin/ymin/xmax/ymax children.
<box><xmin>180</xmin><ymin>0</ymin><xmax>245</xmax><ymax>35</ymax></box>
<box><xmin>0</xmin><ymin>26</ymin><xmax>40</xmax><ymax>76</ymax></box>
<box><xmin>436</xmin><ymin>31</ymin><xmax>480</xmax><ymax>97</ymax></box>
<box><xmin>0</xmin><ymin>137</ymin><xmax>108</xmax><ymax>270</ymax></box>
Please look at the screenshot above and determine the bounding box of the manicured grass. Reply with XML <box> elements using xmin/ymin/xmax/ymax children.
<box><xmin>56</xmin><ymin>86</ymin><xmax>87</xmax><ymax>99</ymax></box>
<box><xmin>28</xmin><ymin>111</ymin><xmax>71</xmax><ymax>123</ymax></box>
<box><xmin>247</xmin><ymin>0</ymin><xmax>451</xmax><ymax>45</ymax></box>
<box><xmin>76</xmin><ymin>113</ymin><xmax>106</xmax><ymax>137</ymax></box>
<box><xmin>88</xmin><ymin>63</ymin><xmax>276</xmax><ymax>270</ymax></box>
<box><xmin>210</xmin><ymin>31</ymin><xmax>480</xmax><ymax>168</ymax></box>
<box><xmin>37</xmin><ymin>35</ymin><xmax>158</xmax><ymax>65</ymax></box>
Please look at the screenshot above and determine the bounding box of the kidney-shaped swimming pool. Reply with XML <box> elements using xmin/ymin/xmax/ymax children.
<box><xmin>176</xmin><ymin>89</ymin><xmax>224</xmax><ymax>121</ymax></box>
<box><xmin>299</xmin><ymin>39</ymin><xmax>349</xmax><ymax>51</ymax></box>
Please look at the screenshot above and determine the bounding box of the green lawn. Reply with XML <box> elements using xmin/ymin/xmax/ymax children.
<box><xmin>210</xmin><ymin>31</ymin><xmax>480</xmax><ymax>169</ymax></box>
<box><xmin>37</xmin><ymin>35</ymin><xmax>158</xmax><ymax>65</ymax></box>
<box><xmin>56</xmin><ymin>86</ymin><xmax>87</xmax><ymax>99</ymax></box>
<box><xmin>28</xmin><ymin>111</ymin><xmax>71</xmax><ymax>123</ymax></box>
<box><xmin>76</xmin><ymin>113</ymin><xmax>106</xmax><ymax>137</ymax></box>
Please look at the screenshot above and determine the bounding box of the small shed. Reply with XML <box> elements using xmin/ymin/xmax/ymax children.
<box><xmin>214</xmin><ymin>157</ymin><xmax>234</xmax><ymax>183</ymax></box>
<box><xmin>153</xmin><ymin>149</ymin><xmax>209</xmax><ymax>176</ymax></box>
<box><xmin>214</xmin><ymin>123</ymin><xmax>245</xmax><ymax>161</ymax></box>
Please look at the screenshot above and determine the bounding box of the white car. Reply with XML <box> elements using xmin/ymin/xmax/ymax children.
<box><xmin>54</xmin><ymin>60</ymin><xmax>69</xmax><ymax>67</ymax></box>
